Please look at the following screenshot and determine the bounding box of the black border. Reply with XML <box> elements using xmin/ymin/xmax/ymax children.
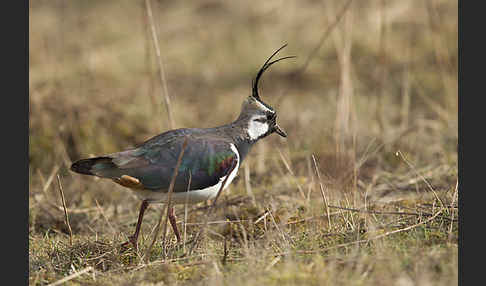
<box><xmin>7</xmin><ymin>0</ymin><xmax>29</xmax><ymax>285</ymax></box>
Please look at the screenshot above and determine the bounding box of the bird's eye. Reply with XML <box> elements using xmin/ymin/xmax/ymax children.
<box><xmin>267</xmin><ymin>113</ymin><xmax>275</xmax><ymax>120</ymax></box>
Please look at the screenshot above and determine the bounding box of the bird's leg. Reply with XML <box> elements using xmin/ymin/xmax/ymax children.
<box><xmin>122</xmin><ymin>200</ymin><xmax>149</xmax><ymax>250</ymax></box>
<box><xmin>168</xmin><ymin>206</ymin><xmax>181</xmax><ymax>243</ymax></box>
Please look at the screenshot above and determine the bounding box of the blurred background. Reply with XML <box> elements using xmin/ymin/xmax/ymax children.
<box><xmin>29</xmin><ymin>0</ymin><xmax>457</xmax><ymax>199</ymax></box>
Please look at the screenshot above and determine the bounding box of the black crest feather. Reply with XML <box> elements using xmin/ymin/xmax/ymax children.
<box><xmin>252</xmin><ymin>44</ymin><xmax>296</xmax><ymax>101</ymax></box>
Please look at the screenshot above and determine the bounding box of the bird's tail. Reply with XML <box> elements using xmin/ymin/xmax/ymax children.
<box><xmin>70</xmin><ymin>157</ymin><xmax>116</xmax><ymax>176</ymax></box>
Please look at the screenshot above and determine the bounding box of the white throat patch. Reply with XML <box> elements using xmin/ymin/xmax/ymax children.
<box><xmin>247</xmin><ymin>115</ymin><xmax>269</xmax><ymax>140</ymax></box>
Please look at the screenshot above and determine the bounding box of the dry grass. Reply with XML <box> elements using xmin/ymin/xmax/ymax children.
<box><xmin>29</xmin><ymin>0</ymin><xmax>457</xmax><ymax>285</ymax></box>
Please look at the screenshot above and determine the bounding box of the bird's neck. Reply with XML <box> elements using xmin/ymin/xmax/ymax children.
<box><xmin>215</xmin><ymin>117</ymin><xmax>262</xmax><ymax>162</ymax></box>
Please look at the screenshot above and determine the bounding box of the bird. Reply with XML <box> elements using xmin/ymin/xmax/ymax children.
<box><xmin>70</xmin><ymin>44</ymin><xmax>295</xmax><ymax>250</ymax></box>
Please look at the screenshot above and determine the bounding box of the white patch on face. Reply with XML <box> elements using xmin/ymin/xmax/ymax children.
<box><xmin>247</xmin><ymin>115</ymin><xmax>270</xmax><ymax>140</ymax></box>
<box><xmin>255</xmin><ymin>100</ymin><xmax>275</xmax><ymax>114</ymax></box>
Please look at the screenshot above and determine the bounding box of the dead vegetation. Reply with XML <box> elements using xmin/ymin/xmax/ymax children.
<box><xmin>29</xmin><ymin>0</ymin><xmax>457</xmax><ymax>285</ymax></box>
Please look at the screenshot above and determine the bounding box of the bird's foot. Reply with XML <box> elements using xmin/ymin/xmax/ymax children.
<box><xmin>120</xmin><ymin>235</ymin><xmax>138</xmax><ymax>252</ymax></box>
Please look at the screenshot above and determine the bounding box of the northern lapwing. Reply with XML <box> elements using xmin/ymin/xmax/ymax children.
<box><xmin>70</xmin><ymin>44</ymin><xmax>294</xmax><ymax>249</ymax></box>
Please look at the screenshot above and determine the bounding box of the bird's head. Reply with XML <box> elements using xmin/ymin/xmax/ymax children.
<box><xmin>237</xmin><ymin>44</ymin><xmax>295</xmax><ymax>141</ymax></box>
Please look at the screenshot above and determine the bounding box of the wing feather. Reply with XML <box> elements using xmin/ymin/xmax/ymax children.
<box><xmin>96</xmin><ymin>131</ymin><xmax>239</xmax><ymax>192</ymax></box>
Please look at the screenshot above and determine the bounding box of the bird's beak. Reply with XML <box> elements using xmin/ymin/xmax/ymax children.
<box><xmin>274</xmin><ymin>124</ymin><xmax>287</xmax><ymax>137</ymax></box>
